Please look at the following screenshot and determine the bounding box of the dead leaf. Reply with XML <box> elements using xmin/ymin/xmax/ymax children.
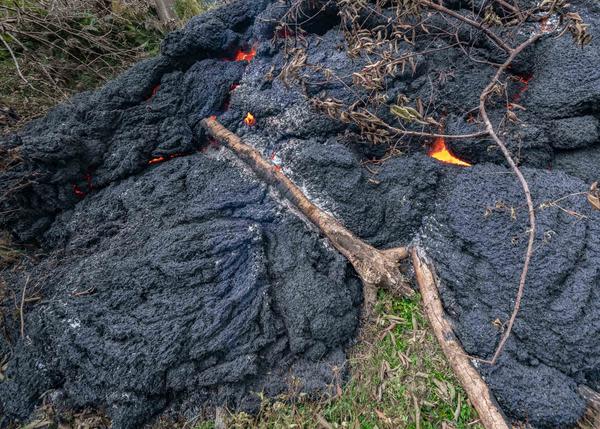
<box><xmin>316</xmin><ymin>414</ymin><xmax>334</xmax><ymax>429</ymax></box>
<box><xmin>588</xmin><ymin>182</ymin><xmax>600</xmax><ymax>210</ymax></box>
<box><xmin>375</xmin><ymin>408</ymin><xmax>392</xmax><ymax>425</ymax></box>
<box><xmin>506</xmin><ymin>110</ymin><xmax>519</xmax><ymax>123</ymax></box>
<box><xmin>492</xmin><ymin>318</ymin><xmax>503</xmax><ymax>329</ymax></box>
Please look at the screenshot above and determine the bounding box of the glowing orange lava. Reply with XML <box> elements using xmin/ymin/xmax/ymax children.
<box><xmin>244</xmin><ymin>112</ymin><xmax>256</xmax><ymax>126</ymax></box>
<box><xmin>508</xmin><ymin>74</ymin><xmax>533</xmax><ymax>109</ymax></box>
<box><xmin>148</xmin><ymin>156</ymin><xmax>167</xmax><ymax>165</ymax></box>
<box><xmin>234</xmin><ymin>47</ymin><xmax>257</xmax><ymax>62</ymax></box>
<box><xmin>429</xmin><ymin>138</ymin><xmax>471</xmax><ymax>167</ymax></box>
<box><xmin>148</xmin><ymin>153</ymin><xmax>185</xmax><ymax>166</ymax></box>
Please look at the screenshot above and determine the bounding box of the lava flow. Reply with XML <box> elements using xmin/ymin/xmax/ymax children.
<box><xmin>429</xmin><ymin>137</ymin><xmax>472</xmax><ymax>167</ymax></box>
<box><xmin>508</xmin><ymin>74</ymin><xmax>533</xmax><ymax>109</ymax></box>
<box><xmin>244</xmin><ymin>112</ymin><xmax>256</xmax><ymax>126</ymax></box>
<box><xmin>234</xmin><ymin>47</ymin><xmax>256</xmax><ymax>62</ymax></box>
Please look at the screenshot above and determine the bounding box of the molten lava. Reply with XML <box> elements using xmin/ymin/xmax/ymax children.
<box><xmin>429</xmin><ymin>137</ymin><xmax>472</xmax><ymax>167</ymax></box>
<box><xmin>72</xmin><ymin>170</ymin><xmax>95</xmax><ymax>197</ymax></box>
<box><xmin>148</xmin><ymin>153</ymin><xmax>187</xmax><ymax>166</ymax></box>
<box><xmin>244</xmin><ymin>112</ymin><xmax>256</xmax><ymax>126</ymax></box>
<box><xmin>72</xmin><ymin>184</ymin><xmax>86</xmax><ymax>198</ymax></box>
<box><xmin>509</xmin><ymin>74</ymin><xmax>533</xmax><ymax>109</ymax></box>
<box><xmin>234</xmin><ymin>47</ymin><xmax>256</xmax><ymax>62</ymax></box>
<box><xmin>146</xmin><ymin>84</ymin><xmax>160</xmax><ymax>102</ymax></box>
<box><xmin>148</xmin><ymin>156</ymin><xmax>167</xmax><ymax>165</ymax></box>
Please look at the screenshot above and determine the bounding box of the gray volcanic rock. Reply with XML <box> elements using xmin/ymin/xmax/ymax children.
<box><xmin>547</xmin><ymin>116</ymin><xmax>600</xmax><ymax>150</ymax></box>
<box><xmin>1</xmin><ymin>0</ymin><xmax>600</xmax><ymax>427</ymax></box>
<box><xmin>554</xmin><ymin>146</ymin><xmax>600</xmax><ymax>184</ymax></box>
<box><xmin>420</xmin><ymin>164</ymin><xmax>600</xmax><ymax>428</ymax></box>
<box><xmin>0</xmin><ymin>154</ymin><xmax>361</xmax><ymax>428</ymax></box>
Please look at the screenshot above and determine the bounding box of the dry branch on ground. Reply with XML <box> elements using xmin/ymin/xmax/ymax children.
<box><xmin>279</xmin><ymin>0</ymin><xmax>590</xmax><ymax>365</ymax></box>
<box><xmin>202</xmin><ymin>117</ymin><xmax>413</xmax><ymax>312</ymax></box>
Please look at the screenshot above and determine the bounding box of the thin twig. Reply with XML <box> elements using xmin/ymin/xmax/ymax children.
<box><xmin>478</xmin><ymin>32</ymin><xmax>544</xmax><ymax>365</ymax></box>
<box><xmin>19</xmin><ymin>275</ymin><xmax>30</xmax><ymax>339</ymax></box>
<box><xmin>0</xmin><ymin>33</ymin><xmax>28</xmax><ymax>84</ymax></box>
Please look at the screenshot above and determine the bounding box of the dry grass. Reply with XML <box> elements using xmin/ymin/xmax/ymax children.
<box><xmin>4</xmin><ymin>403</ymin><xmax>111</xmax><ymax>429</ymax></box>
<box><xmin>577</xmin><ymin>387</ymin><xmax>600</xmax><ymax>429</ymax></box>
<box><xmin>0</xmin><ymin>231</ymin><xmax>20</xmax><ymax>268</ymax></box>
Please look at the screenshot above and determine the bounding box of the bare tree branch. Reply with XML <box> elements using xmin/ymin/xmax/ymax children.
<box><xmin>201</xmin><ymin>117</ymin><xmax>414</xmax><ymax>312</ymax></box>
<box><xmin>478</xmin><ymin>32</ymin><xmax>544</xmax><ymax>365</ymax></box>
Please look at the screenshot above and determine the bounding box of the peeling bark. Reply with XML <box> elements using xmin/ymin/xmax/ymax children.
<box><xmin>154</xmin><ymin>0</ymin><xmax>177</xmax><ymax>27</ymax></box>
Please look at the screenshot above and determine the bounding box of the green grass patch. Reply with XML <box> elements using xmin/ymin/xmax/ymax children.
<box><xmin>192</xmin><ymin>293</ymin><xmax>483</xmax><ymax>429</ymax></box>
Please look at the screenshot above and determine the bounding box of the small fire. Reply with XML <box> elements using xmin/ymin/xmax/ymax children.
<box><xmin>429</xmin><ymin>137</ymin><xmax>472</xmax><ymax>167</ymax></box>
<box><xmin>234</xmin><ymin>47</ymin><xmax>257</xmax><ymax>62</ymax></box>
<box><xmin>244</xmin><ymin>112</ymin><xmax>256</xmax><ymax>126</ymax></box>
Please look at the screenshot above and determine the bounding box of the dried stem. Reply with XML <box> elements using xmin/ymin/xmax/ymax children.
<box><xmin>0</xmin><ymin>33</ymin><xmax>28</xmax><ymax>84</ymax></box>
<box><xmin>478</xmin><ymin>33</ymin><xmax>543</xmax><ymax>365</ymax></box>
<box><xmin>19</xmin><ymin>275</ymin><xmax>29</xmax><ymax>339</ymax></box>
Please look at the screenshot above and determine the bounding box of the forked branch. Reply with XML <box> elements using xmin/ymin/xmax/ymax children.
<box><xmin>201</xmin><ymin>117</ymin><xmax>414</xmax><ymax>311</ymax></box>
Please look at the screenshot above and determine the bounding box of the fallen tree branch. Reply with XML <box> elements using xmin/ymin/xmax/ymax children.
<box><xmin>412</xmin><ymin>247</ymin><xmax>509</xmax><ymax>429</ymax></box>
<box><xmin>201</xmin><ymin>117</ymin><xmax>414</xmax><ymax>310</ymax></box>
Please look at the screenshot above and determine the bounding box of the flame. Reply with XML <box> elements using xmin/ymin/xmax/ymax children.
<box><xmin>234</xmin><ymin>47</ymin><xmax>256</xmax><ymax>62</ymax></box>
<box><xmin>244</xmin><ymin>112</ymin><xmax>256</xmax><ymax>126</ymax></box>
<box><xmin>429</xmin><ymin>137</ymin><xmax>471</xmax><ymax>167</ymax></box>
